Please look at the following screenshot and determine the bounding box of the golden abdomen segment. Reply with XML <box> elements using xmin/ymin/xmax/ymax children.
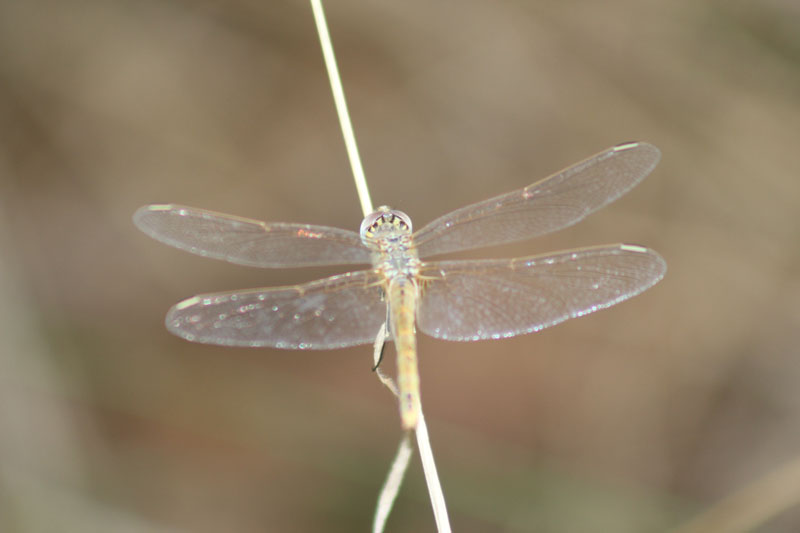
<box><xmin>388</xmin><ymin>276</ymin><xmax>420</xmax><ymax>430</ymax></box>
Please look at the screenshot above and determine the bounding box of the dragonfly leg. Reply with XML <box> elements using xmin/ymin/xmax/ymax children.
<box><xmin>372</xmin><ymin>305</ymin><xmax>391</xmax><ymax>371</ymax></box>
<box><xmin>372</xmin><ymin>340</ymin><xmax>387</xmax><ymax>371</ymax></box>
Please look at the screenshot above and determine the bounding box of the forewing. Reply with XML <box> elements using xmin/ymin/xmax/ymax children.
<box><xmin>134</xmin><ymin>204</ymin><xmax>372</xmax><ymax>268</ymax></box>
<box><xmin>167</xmin><ymin>270</ymin><xmax>386</xmax><ymax>349</ymax></box>
<box><xmin>413</xmin><ymin>142</ymin><xmax>660</xmax><ymax>258</ymax></box>
<box><xmin>417</xmin><ymin>244</ymin><xmax>666</xmax><ymax>341</ymax></box>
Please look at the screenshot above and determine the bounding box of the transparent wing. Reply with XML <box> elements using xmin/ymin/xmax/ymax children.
<box><xmin>413</xmin><ymin>142</ymin><xmax>660</xmax><ymax>258</ymax></box>
<box><xmin>167</xmin><ymin>270</ymin><xmax>386</xmax><ymax>349</ymax></box>
<box><xmin>416</xmin><ymin>244</ymin><xmax>666</xmax><ymax>341</ymax></box>
<box><xmin>134</xmin><ymin>204</ymin><xmax>372</xmax><ymax>268</ymax></box>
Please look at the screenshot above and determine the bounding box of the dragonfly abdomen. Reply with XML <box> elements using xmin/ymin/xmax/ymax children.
<box><xmin>388</xmin><ymin>276</ymin><xmax>420</xmax><ymax>431</ymax></box>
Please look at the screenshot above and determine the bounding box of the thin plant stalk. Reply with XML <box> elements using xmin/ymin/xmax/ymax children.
<box><xmin>309</xmin><ymin>4</ymin><xmax>451</xmax><ymax>530</ymax></box>
<box><xmin>310</xmin><ymin>0</ymin><xmax>373</xmax><ymax>217</ymax></box>
<box><xmin>373</xmin><ymin>435</ymin><xmax>413</xmax><ymax>533</ymax></box>
<box><xmin>416</xmin><ymin>410</ymin><xmax>451</xmax><ymax>532</ymax></box>
<box><xmin>371</xmin><ymin>327</ymin><xmax>451</xmax><ymax>533</ymax></box>
<box><xmin>371</xmin><ymin>324</ymin><xmax>412</xmax><ymax>533</ymax></box>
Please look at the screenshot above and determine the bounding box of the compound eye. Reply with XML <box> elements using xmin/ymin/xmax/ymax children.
<box><xmin>359</xmin><ymin>207</ymin><xmax>413</xmax><ymax>240</ymax></box>
<box><xmin>359</xmin><ymin>209</ymin><xmax>387</xmax><ymax>239</ymax></box>
<box><xmin>392</xmin><ymin>210</ymin><xmax>412</xmax><ymax>232</ymax></box>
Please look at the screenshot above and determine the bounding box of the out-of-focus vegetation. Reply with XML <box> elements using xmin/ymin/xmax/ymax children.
<box><xmin>1</xmin><ymin>0</ymin><xmax>799</xmax><ymax>531</ymax></box>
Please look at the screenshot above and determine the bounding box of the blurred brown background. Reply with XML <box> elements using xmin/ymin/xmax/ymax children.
<box><xmin>1</xmin><ymin>0</ymin><xmax>799</xmax><ymax>531</ymax></box>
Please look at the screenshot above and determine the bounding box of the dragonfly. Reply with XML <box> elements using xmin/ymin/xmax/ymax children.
<box><xmin>134</xmin><ymin>141</ymin><xmax>666</xmax><ymax>431</ymax></box>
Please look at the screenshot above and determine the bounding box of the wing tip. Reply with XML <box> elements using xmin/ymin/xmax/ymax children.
<box><xmin>618</xmin><ymin>243</ymin><xmax>668</xmax><ymax>281</ymax></box>
<box><xmin>132</xmin><ymin>203</ymin><xmax>178</xmax><ymax>231</ymax></box>
<box><xmin>613</xmin><ymin>141</ymin><xmax>661</xmax><ymax>164</ymax></box>
<box><xmin>145</xmin><ymin>203</ymin><xmax>175</xmax><ymax>211</ymax></box>
<box><xmin>173</xmin><ymin>296</ymin><xmax>201</xmax><ymax>311</ymax></box>
<box><xmin>165</xmin><ymin>301</ymin><xmax>204</xmax><ymax>344</ymax></box>
<box><xmin>613</xmin><ymin>141</ymin><xmax>642</xmax><ymax>151</ymax></box>
<box><xmin>134</xmin><ymin>203</ymin><xmax>174</xmax><ymax>217</ymax></box>
<box><xmin>619</xmin><ymin>243</ymin><xmax>649</xmax><ymax>253</ymax></box>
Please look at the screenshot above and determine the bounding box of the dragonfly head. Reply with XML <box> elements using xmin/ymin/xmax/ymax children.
<box><xmin>360</xmin><ymin>206</ymin><xmax>413</xmax><ymax>244</ymax></box>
